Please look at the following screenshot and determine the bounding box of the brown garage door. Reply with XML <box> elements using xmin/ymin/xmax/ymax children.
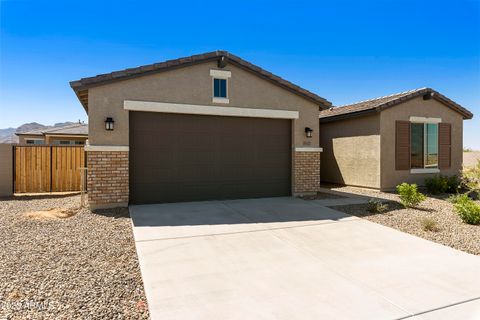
<box><xmin>129</xmin><ymin>112</ymin><xmax>291</xmax><ymax>204</ymax></box>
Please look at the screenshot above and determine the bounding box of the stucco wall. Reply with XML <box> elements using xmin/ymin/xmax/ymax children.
<box><xmin>0</xmin><ymin>144</ymin><xmax>13</xmax><ymax>197</ymax></box>
<box><xmin>87</xmin><ymin>61</ymin><xmax>321</xmax><ymax>148</ymax></box>
<box><xmin>320</xmin><ymin>114</ymin><xmax>381</xmax><ymax>188</ymax></box>
<box><xmin>380</xmin><ymin>96</ymin><xmax>464</xmax><ymax>190</ymax></box>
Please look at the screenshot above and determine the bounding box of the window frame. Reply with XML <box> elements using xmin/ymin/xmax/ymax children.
<box><xmin>25</xmin><ymin>138</ymin><xmax>44</xmax><ymax>145</ymax></box>
<box><xmin>212</xmin><ymin>78</ymin><xmax>228</xmax><ymax>99</ymax></box>
<box><xmin>409</xmin><ymin>116</ymin><xmax>441</xmax><ymax>174</ymax></box>
<box><xmin>210</xmin><ymin>69</ymin><xmax>231</xmax><ymax>104</ymax></box>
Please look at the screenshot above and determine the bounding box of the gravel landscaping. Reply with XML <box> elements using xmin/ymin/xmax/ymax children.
<box><xmin>0</xmin><ymin>194</ymin><xmax>149</xmax><ymax>319</ymax></box>
<box><xmin>326</xmin><ymin>185</ymin><xmax>480</xmax><ymax>256</ymax></box>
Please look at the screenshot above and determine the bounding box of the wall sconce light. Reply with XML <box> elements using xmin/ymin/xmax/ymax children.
<box><xmin>305</xmin><ymin>127</ymin><xmax>313</xmax><ymax>138</ymax></box>
<box><xmin>105</xmin><ymin>117</ymin><xmax>114</xmax><ymax>131</ymax></box>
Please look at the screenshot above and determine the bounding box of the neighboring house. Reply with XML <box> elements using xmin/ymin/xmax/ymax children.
<box><xmin>319</xmin><ymin>88</ymin><xmax>473</xmax><ymax>190</ymax></box>
<box><xmin>70</xmin><ymin>51</ymin><xmax>473</xmax><ymax>209</ymax></box>
<box><xmin>16</xmin><ymin>123</ymin><xmax>88</xmax><ymax>146</ymax></box>
<box><xmin>70</xmin><ymin>51</ymin><xmax>330</xmax><ymax>209</ymax></box>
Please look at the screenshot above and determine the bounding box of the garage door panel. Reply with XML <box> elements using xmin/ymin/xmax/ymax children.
<box><xmin>130</xmin><ymin>112</ymin><xmax>291</xmax><ymax>204</ymax></box>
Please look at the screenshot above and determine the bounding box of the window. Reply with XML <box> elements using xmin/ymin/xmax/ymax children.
<box><xmin>59</xmin><ymin>140</ymin><xmax>71</xmax><ymax>145</ymax></box>
<box><xmin>210</xmin><ymin>69</ymin><xmax>231</xmax><ymax>104</ymax></box>
<box><xmin>411</xmin><ymin>123</ymin><xmax>438</xmax><ymax>169</ymax></box>
<box><xmin>213</xmin><ymin>78</ymin><xmax>227</xmax><ymax>98</ymax></box>
<box><xmin>25</xmin><ymin>139</ymin><xmax>44</xmax><ymax>145</ymax></box>
<box><xmin>74</xmin><ymin>141</ymin><xmax>85</xmax><ymax>145</ymax></box>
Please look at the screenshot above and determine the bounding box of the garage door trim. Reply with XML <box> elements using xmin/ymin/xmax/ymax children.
<box><xmin>124</xmin><ymin>100</ymin><xmax>299</xmax><ymax>119</ymax></box>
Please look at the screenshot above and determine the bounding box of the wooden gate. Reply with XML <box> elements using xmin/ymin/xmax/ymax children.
<box><xmin>14</xmin><ymin>146</ymin><xmax>86</xmax><ymax>193</ymax></box>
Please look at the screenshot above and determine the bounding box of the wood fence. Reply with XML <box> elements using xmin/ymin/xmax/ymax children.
<box><xmin>14</xmin><ymin>146</ymin><xmax>86</xmax><ymax>193</ymax></box>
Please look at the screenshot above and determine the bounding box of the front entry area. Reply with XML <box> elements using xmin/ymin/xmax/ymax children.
<box><xmin>129</xmin><ymin>111</ymin><xmax>292</xmax><ymax>204</ymax></box>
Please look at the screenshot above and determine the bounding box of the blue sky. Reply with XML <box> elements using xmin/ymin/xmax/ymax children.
<box><xmin>1</xmin><ymin>0</ymin><xmax>479</xmax><ymax>148</ymax></box>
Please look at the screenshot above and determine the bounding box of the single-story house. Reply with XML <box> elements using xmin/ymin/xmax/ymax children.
<box><xmin>16</xmin><ymin>123</ymin><xmax>88</xmax><ymax>145</ymax></box>
<box><xmin>70</xmin><ymin>51</ymin><xmax>473</xmax><ymax>209</ymax></box>
<box><xmin>319</xmin><ymin>88</ymin><xmax>473</xmax><ymax>190</ymax></box>
<box><xmin>70</xmin><ymin>51</ymin><xmax>330</xmax><ymax>209</ymax></box>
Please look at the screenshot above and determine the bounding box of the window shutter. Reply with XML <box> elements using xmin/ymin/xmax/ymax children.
<box><xmin>396</xmin><ymin>121</ymin><xmax>410</xmax><ymax>170</ymax></box>
<box><xmin>438</xmin><ymin>123</ymin><xmax>451</xmax><ymax>169</ymax></box>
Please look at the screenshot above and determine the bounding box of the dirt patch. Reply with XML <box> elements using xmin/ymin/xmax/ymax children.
<box><xmin>464</xmin><ymin>151</ymin><xmax>480</xmax><ymax>167</ymax></box>
<box><xmin>24</xmin><ymin>207</ymin><xmax>78</xmax><ymax>220</ymax></box>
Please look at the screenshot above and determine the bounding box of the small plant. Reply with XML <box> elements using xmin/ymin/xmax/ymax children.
<box><xmin>453</xmin><ymin>194</ymin><xmax>480</xmax><ymax>225</ymax></box>
<box><xmin>420</xmin><ymin>217</ymin><xmax>439</xmax><ymax>232</ymax></box>
<box><xmin>396</xmin><ymin>183</ymin><xmax>426</xmax><ymax>208</ymax></box>
<box><xmin>446</xmin><ymin>175</ymin><xmax>460</xmax><ymax>193</ymax></box>
<box><xmin>366</xmin><ymin>198</ymin><xmax>388</xmax><ymax>213</ymax></box>
<box><xmin>425</xmin><ymin>176</ymin><xmax>449</xmax><ymax>194</ymax></box>
<box><xmin>447</xmin><ymin>194</ymin><xmax>463</xmax><ymax>204</ymax></box>
<box><xmin>425</xmin><ymin>175</ymin><xmax>459</xmax><ymax>194</ymax></box>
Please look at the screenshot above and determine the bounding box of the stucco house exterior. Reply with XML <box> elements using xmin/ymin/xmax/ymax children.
<box><xmin>16</xmin><ymin>123</ymin><xmax>88</xmax><ymax>145</ymax></box>
<box><xmin>320</xmin><ymin>88</ymin><xmax>473</xmax><ymax>190</ymax></box>
<box><xmin>70</xmin><ymin>51</ymin><xmax>473</xmax><ymax>209</ymax></box>
<box><xmin>70</xmin><ymin>51</ymin><xmax>330</xmax><ymax>209</ymax></box>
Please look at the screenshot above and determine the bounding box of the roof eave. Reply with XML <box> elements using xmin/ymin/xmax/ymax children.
<box><xmin>319</xmin><ymin>108</ymin><xmax>379</xmax><ymax>123</ymax></box>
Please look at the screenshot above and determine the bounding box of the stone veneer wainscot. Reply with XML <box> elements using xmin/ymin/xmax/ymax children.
<box><xmin>87</xmin><ymin>150</ymin><xmax>129</xmax><ymax>210</ymax></box>
<box><xmin>293</xmin><ymin>150</ymin><xmax>321</xmax><ymax>194</ymax></box>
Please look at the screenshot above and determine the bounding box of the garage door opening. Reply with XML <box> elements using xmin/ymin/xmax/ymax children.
<box><xmin>129</xmin><ymin>112</ymin><xmax>291</xmax><ymax>204</ymax></box>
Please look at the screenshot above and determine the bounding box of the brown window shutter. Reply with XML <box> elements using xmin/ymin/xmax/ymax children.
<box><xmin>396</xmin><ymin>121</ymin><xmax>411</xmax><ymax>170</ymax></box>
<box><xmin>438</xmin><ymin>123</ymin><xmax>451</xmax><ymax>169</ymax></box>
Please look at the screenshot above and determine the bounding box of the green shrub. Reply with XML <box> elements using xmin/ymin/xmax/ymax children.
<box><xmin>396</xmin><ymin>183</ymin><xmax>426</xmax><ymax>208</ymax></box>
<box><xmin>447</xmin><ymin>194</ymin><xmax>463</xmax><ymax>204</ymax></box>
<box><xmin>366</xmin><ymin>199</ymin><xmax>388</xmax><ymax>213</ymax></box>
<box><xmin>420</xmin><ymin>217</ymin><xmax>439</xmax><ymax>232</ymax></box>
<box><xmin>446</xmin><ymin>175</ymin><xmax>460</xmax><ymax>193</ymax></box>
<box><xmin>425</xmin><ymin>176</ymin><xmax>449</xmax><ymax>194</ymax></box>
<box><xmin>425</xmin><ymin>175</ymin><xmax>459</xmax><ymax>194</ymax></box>
<box><xmin>453</xmin><ymin>194</ymin><xmax>480</xmax><ymax>225</ymax></box>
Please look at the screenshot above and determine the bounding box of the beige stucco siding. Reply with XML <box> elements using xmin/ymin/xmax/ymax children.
<box><xmin>380</xmin><ymin>96</ymin><xmax>464</xmax><ymax>190</ymax></box>
<box><xmin>320</xmin><ymin>114</ymin><xmax>381</xmax><ymax>188</ymax></box>
<box><xmin>87</xmin><ymin>61</ymin><xmax>320</xmax><ymax>148</ymax></box>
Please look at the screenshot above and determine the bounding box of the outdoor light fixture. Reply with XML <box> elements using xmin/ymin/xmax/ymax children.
<box><xmin>105</xmin><ymin>117</ymin><xmax>114</xmax><ymax>131</ymax></box>
<box><xmin>305</xmin><ymin>127</ymin><xmax>313</xmax><ymax>138</ymax></box>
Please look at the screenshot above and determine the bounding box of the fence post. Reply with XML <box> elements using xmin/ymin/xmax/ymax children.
<box><xmin>79</xmin><ymin>167</ymin><xmax>88</xmax><ymax>207</ymax></box>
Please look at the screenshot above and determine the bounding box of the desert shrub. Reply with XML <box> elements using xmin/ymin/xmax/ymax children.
<box><xmin>420</xmin><ymin>217</ymin><xmax>439</xmax><ymax>232</ymax></box>
<box><xmin>366</xmin><ymin>199</ymin><xmax>388</xmax><ymax>213</ymax></box>
<box><xmin>447</xmin><ymin>194</ymin><xmax>463</xmax><ymax>204</ymax></box>
<box><xmin>396</xmin><ymin>183</ymin><xmax>426</xmax><ymax>208</ymax></box>
<box><xmin>453</xmin><ymin>194</ymin><xmax>480</xmax><ymax>225</ymax></box>
<box><xmin>446</xmin><ymin>175</ymin><xmax>460</xmax><ymax>193</ymax></box>
<box><xmin>425</xmin><ymin>176</ymin><xmax>449</xmax><ymax>194</ymax></box>
<box><xmin>425</xmin><ymin>175</ymin><xmax>459</xmax><ymax>194</ymax></box>
<box><xmin>461</xmin><ymin>160</ymin><xmax>480</xmax><ymax>197</ymax></box>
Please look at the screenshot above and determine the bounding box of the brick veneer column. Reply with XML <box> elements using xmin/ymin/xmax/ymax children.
<box><xmin>293</xmin><ymin>151</ymin><xmax>321</xmax><ymax>194</ymax></box>
<box><xmin>87</xmin><ymin>151</ymin><xmax>129</xmax><ymax>209</ymax></box>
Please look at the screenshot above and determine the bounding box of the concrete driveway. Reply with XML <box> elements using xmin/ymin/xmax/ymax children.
<box><xmin>130</xmin><ymin>197</ymin><xmax>480</xmax><ymax>320</ymax></box>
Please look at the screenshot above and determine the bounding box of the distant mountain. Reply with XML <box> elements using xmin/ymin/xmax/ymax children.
<box><xmin>0</xmin><ymin>127</ymin><xmax>16</xmax><ymax>137</ymax></box>
<box><xmin>0</xmin><ymin>121</ymin><xmax>79</xmax><ymax>144</ymax></box>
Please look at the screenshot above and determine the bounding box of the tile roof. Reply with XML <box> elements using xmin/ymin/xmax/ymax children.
<box><xmin>17</xmin><ymin>123</ymin><xmax>88</xmax><ymax>136</ymax></box>
<box><xmin>70</xmin><ymin>50</ymin><xmax>332</xmax><ymax>112</ymax></box>
<box><xmin>319</xmin><ymin>88</ymin><xmax>473</xmax><ymax>121</ymax></box>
